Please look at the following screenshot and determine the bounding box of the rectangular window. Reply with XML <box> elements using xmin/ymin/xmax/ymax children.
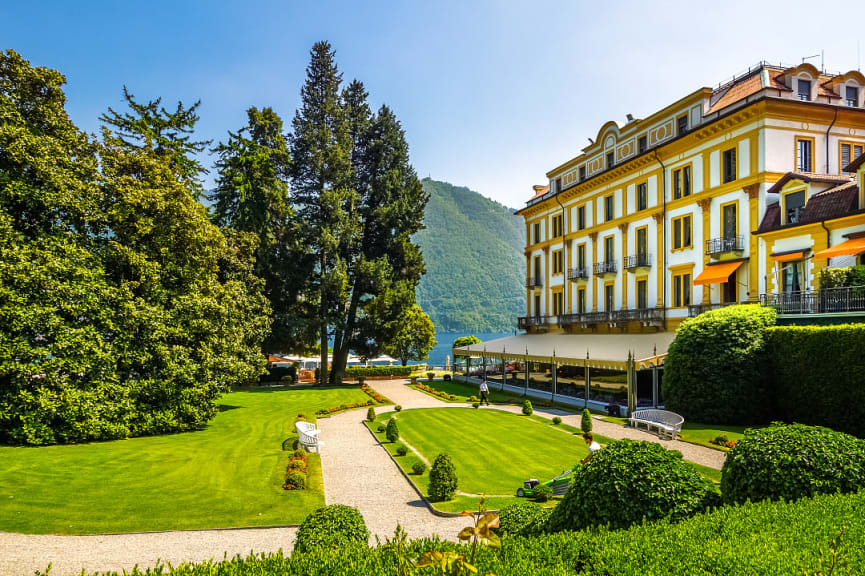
<box><xmin>637</xmin><ymin>279</ymin><xmax>648</xmax><ymax>309</ymax></box>
<box><xmin>552</xmin><ymin>249</ymin><xmax>563</xmax><ymax>275</ymax></box>
<box><xmin>552</xmin><ymin>291</ymin><xmax>563</xmax><ymax>316</ymax></box>
<box><xmin>577</xmin><ymin>244</ymin><xmax>586</xmax><ymax>270</ymax></box>
<box><xmin>552</xmin><ymin>214</ymin><xmax>563</xmax><ymax>238</ymax></box>
<box><xmin>672</xmin><ymin>215</ymin><xmax>692</xmax><ymax>250</ymax></box>
<box><xmin>722</xmin><ymin>202</ymin><xmax>737</xmax><ymax>239</ymax></box>
<box><xmin>846</xmin><ymin>86</ymin><xmax>859</xmax><ymax>107</ymax></box>
<box><xmin>577</xmin><ymin>205</ymin><xmax>586</xmax><ymax>230</ymax></box>
<box><xmin>673</xmin><ymin>165</ymin><xmax>691</xmax><ymax>199</ymax></box>
<box><xmin>555</xmin><ymin>177</ymin><xmax>562</xmax><ymax>193</ymax></box>
<box><xmin>638</xmin><ymin>135</ymin><xmax>647</xmax><ymax>154</ymax></box>
<box><xmin>798</xmin><ymin>79</ymin><xmax>811</xmax><ymax>101</ymax></box>
<box><xmin>636</xmin><ymin>226</ymin><xmax>648</xmax><ymax>256</ymax></box>
<box><xmin>677</xmin><ymin>114</ymin><xmax>688</xmax><ymax>135</ymax></box>
<box><xmin>579</xmin><ymin>166</ymin><xmax>586</xmax><ymax>181</ymax></box>
<box><xmin>785</xmin><ymin>190</ymin><xmax>806</xmax><ymax>224</ymax></box>
<box><xmin>722</xmin><ymin>148</ymin><xmax>737</xmax><ymax>184</ymax></box>
<box><xmin>841</xmin><ymin>143</ymin><xmax>864</xmax><ymax>173</ymax></box>
<box><xmin>673</xmin><ymin>272</ymin><xmax>692</xmax><ymax>308</ymax></box>
<box><xmin>604</xmin><ymin>195</ymin><xmax>614</xmax><ymax>221</ymax></box>
<box><xmin>607</xmin><ymin>152</ymin><xmax>615</xmax><ymax>169</ymax></box>
<box><xmin>534</xmin><ymin>294</ymin><xmax>541</xmax><ymax>315</ymax></box>
<box><xmin>577</xmin><ymin>287</ymin><xmax>586</xmax><ymax>314</ymax></box>
<box><xmin>533</xmin><ymin>223</ymin><xmax>541</xmax><ymax>244</ymax></box>
<box><xmin>636</xmin><ymin>182</ymin><xmax>647</xmax><ymax>211</ymax></box>
<box><xmin>604</xmin><ymin>235</ymin><xmax>614</xmax><ymax>263</ymax></box>
<box><xmin>781</xmin><ymin>261</ymin><xmax>803</xmax><ymax>293</ymax></box>
<box><xmin>796</xmin><ymin>138</ymin><xmax>813</xmax><ymax>172</ymax></box>
<box><xmin>533</xmin><ymin>256</ymin><xmax>541</xmax><ymax>280</ymax></box>
<box><xmin>604</xmin><ymin>284</ymin><xmax>615</xmax><ymax>311</ymax></box>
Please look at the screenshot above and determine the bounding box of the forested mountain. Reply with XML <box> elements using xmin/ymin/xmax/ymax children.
<box><xmin>415</xmin><ymin>178</ymin><xmax>525</xmax><ymax>332</ymax></box>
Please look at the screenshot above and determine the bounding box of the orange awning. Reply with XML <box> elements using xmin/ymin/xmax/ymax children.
<box><xmin>693</xmin><ymin>261</ymin><xmax>743</xmax><ymax>285</ymax></box>
<box><xmin>813</xmin><ymin>237</ymin><xmax>865</xmax><ymax>259</ymax></box>
<box><xmin>772</xmin><ymin>250</ymin><xmax>806</xmax><ymax>262</ymax></box>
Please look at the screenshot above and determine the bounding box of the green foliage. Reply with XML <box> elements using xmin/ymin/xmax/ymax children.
<box><xmin>496</xmin><ymin>503</ymin><xmax>551</xmax><ymax>537</ymax></box>
<box><xmin>293</xmin><ymin>504</ymin><xmax>369</xmax><ymax>554</ymax></box>
<box><xmin>766</xmin><ymin>324</ymin><xmax>865</xmax><ymax>437</ymax></box>
<box><xmin>376</xmin><ymin>424</ymin><xmax>385</xmax><ymax>433</ymax></box>
<box><xmin>819</xmin><ymin>265</ymin><xmax>865</xmax><ymax>289</ymax></box>
<box><xmin>664</xmin><ymin>305</ymin><xmax>776</xmax><ymax>425</ymax></box>
<box><xmin>452</xmin><ymin>335</ymin><xmax>481</xmax><ymax>349</ymax></box>
<box><xmin>394</xmin><ymin>405</ymin><xmax>402</xmax><ymax>412</ymax></box>
<box><xmin>580</xmin><ymin>409</ymin><xmax>593</xmax><ymax>433</ymax></box>
<box><xmin>533</xmin><ymin>484</ymin><xmax>552</xmax><ymax>503</ymax></box>
<box><xmin>344</xmin><ymin>366</ymin><xmax>413</xmax><ymax>378</ymax></box>
<box><xmin>521</xmin><ymin>400</ymin><xmax>533</xmax><ymax>416</ymax></box>
<box><xmin>366</xmin><ymin>407</ymin><xmax>376</xmax><ymax>422</ymax></box>
<box><xmin>287</xmin><ymin>459</ymin><xmax>307</xmax><ymax>472</ymax></box>
<box><xmin>0</xmin><ymin>50</ymin><xmax>269</xmax><ymax>445</ymax></box>
<box><xmin>428</xmin><ymin>453</ymin><xmax>458</xmax><ymax>502</ymax></box>
<box><xmin>284</xmin><ymin>470</ymin><xmax>307</xmax><ymax>490</ymax></box>
<box><xmin>721</xmin><ymin>423</ymin><xmax>865</xmax><ymax>505</ymax></box>
<box><xmin>552</xmin><ymin>416</ymin><xmax>562</xmax><ymax>425</ymax></box>
<box><xmin>385</xmin><ymin>306</ymin><xmax>437</xmax><ymax>366</ymax></box>
<box><xmin>472</xmin><ymin>402</ymin><xmax>480</xmax><ymax>409</ymax></box>
<box><xmin>68</xmin><ymin>491</ymin><xmax>865</xmax><ymax>575</ymax></box>
<box><xmin>415</xmin><ymin>179</ymin><xmax>525</xmax><ymax>333</ymax></box>
<box><xmin>395</xmin><ymin>444</ymin><xmax>408</xmax><ymax>457</ymax></box>
<box><xmin>386</xmin><ymin>418</ymin><xmax>400</xmax><ymax>443</ymax></box>
<box><xmin>412</xmin><ymin>461</ymin><xmax>426</xmax><ymax>475</ymax></box>
<box><xmin>547</xmin><ymin>439</ymin><xmax>716</xmax><ymax>532</ymax></box>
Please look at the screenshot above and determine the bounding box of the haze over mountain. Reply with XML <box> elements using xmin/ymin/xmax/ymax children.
<box><xmin>415</xmin><ymin>178</ymin><xmax>526</xmax><ymax>333</ymax></box>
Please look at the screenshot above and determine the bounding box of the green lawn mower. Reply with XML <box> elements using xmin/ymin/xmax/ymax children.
<box><xmin>516</xmin><ymin>465</ymin><xmax>578</xmax><ymax>498</ymax></box>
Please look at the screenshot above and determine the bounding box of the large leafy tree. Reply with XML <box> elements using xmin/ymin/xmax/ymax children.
<box><xmin>385</xmin><ymin>305</ymin><xmax>437</xmax><ymax>366</ymax></box>
<box><xmin>210</xmin><ymin>107</ymin><xmax>312</xmax><ymax>352</ymax></box>
<box><xmin>0</xmin><ymin>50</ymin><xmax>269</xmax><ymax>445</ymax></box>
<box><xmin>289</xmin><ymin>42</ymin><xmax>428</xmax><ymax>382</ymax></box>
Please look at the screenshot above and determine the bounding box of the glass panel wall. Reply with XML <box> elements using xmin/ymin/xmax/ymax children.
<box><xmin>553</xmin><ymin>364</ymin><xmax>587</xmax><ymax>401</ymax></box>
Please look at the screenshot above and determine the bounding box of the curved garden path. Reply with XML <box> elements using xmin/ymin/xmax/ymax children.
<box><xmin>0</xmin><ymin>378</ymin><xmax>724</xmax><ymax>576</ymax></box>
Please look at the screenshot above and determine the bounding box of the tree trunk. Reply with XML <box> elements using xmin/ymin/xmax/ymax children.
<box><xmin>319</xmin><ymin>252</ymin><xmax>328</xmax><ymax>387</ymax></box>
<box><xmin>331</xmin><ymin>280</ymin><xmax>363</xmax><ymax>385</ymax></box>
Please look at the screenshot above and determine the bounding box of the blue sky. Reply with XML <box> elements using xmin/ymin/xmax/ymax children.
<box><xmin>3</xmin><ymin>0</ymin><xmax>864</xmax><ymax>207</ymax></box>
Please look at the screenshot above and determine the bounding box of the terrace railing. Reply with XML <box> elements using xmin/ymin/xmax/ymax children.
<box><xmin>559</xmin><ymin>308</ymin><xmax>664</xmax><ymax>326</ymax></box>
<box><xmin>624</xmin><ymin>253</ymin><xmax>652</xmax><ymax>270</ymax></box>
<box><xmin>593</xmin><ymin>260</ymin><xmax>618</xmax><ymax>275</ymax></box>
<box><xmin>518</xmin><ymin>315</ymin><xmax>552</xmax><ymax>330</ymax></box>
<box><xmin>706</xmin><ymin>235</ymin><xmax>745</xmax><ymax>256</ymax></box>
<box><xmin>568</xmin><ymin>267</ymin><xmax>590</xmax><ymax>280</ymax></box>
<box><xmin>525</xmin><ymin>276</ymin><xmax>543</xmax><ymax>288</ymax></box>
<box><xmin>760</xmin><ymin>286</ymin><xmax>865</xmax><ymax>315</ymax></box>
<box><xmin>688</xmin><ymin>301</ymin><xmax>748</xmax><ymax>317</ymax></box>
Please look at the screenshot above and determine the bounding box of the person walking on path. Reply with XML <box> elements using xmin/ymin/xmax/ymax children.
<box><xmin>479</xmin><ymin>380</ymin><xmax>490</xmax><ymax>406</ymax></box>
<box><xmin>580</xmin><ymin>432</ymin><xmax>601</xmax><ymax>464</ymax></box>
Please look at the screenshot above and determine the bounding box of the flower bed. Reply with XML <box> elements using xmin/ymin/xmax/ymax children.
<box><xmin>414</xmin><ymin>383</ymin><xmax>460</xmax><ymax>402</ymax></box>
<box><xmin>283</xmin><ymin>450</ymin><xmax>308</xmax><ymax>490</ymax></box>
<box><xmin>314</xmin><ymin>385</ymin><xmax>390</xmax><ymax>416</ymax></box>
<box><xmin>710</xmin><ymin>435</ymin><xmax>738</xmax><ymax>449</ymax></box>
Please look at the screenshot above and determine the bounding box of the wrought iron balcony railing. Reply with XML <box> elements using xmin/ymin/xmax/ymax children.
<box><xmin>688</xmin><ymin>301</ymin><xmax>747</xmax><ymax>317</ymax></box>
<box><xmin>558</xmin><ymin>308</ymin><xmax>664</xmax><ymax>326</ymax></box>
<box><xmin>593</xmin><ymin>260</ymin><xmax>618</xmax><ymax>275</ymax></box>
<box><xmin>518</xmin><ymin>315</ymin><xmax>552</xmax><ymax>330</ymax></box>
<box><xmin>760</xmin><ymin>286</ymin><xmax>865</xmax><ymax>315</ymax></box>
<box><xmin>706</xmin><ymin>235</ymin><xmax>745</xmax><ymax>256</ymax></box>
<box><xmin>624</xmin><ymin>253</ymin><xmax>652</xmax><ymax>270</ymax></box>
<box><xmin>525</xmin><ymin>276</ymin><xmax>543</xmax><ymax>288</ymax></box>
<box><xmin>567</xmin><ymin>267</ymin><xmax>589</xmax><ymax>280</ymax></box>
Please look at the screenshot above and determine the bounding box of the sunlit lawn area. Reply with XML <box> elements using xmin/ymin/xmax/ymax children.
<box><xmin>601</xmin><ymin>415</ymin><xmax>751</xmax><ymax>451</ymax></box>
<box><xmin>367</xmin><ymin>407</ymin><xmax>721</xmax><ymax>513</ymax></box>
<box><xmin>0</xmin><ymin>386</ymin><xmax>369</xmax><ymax>534</ymax></box>
<box><xmin>411</xmin><ymin>379</ymin><xmax>571</xmax><ymax>410</ymax></box>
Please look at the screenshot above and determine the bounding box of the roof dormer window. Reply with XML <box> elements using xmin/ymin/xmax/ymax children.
<box><xmin>785</xmin><ymin>190</ymin><xmax>806</xmax><ymax>225</ymax></box>
<box><xmin>798</xmin><ymin>78</ymin><xmax>811</xmax><ymax>101</ymax></box>
<box><xmin>846</xmin><ymin>85</ymin><xmax>859</xmax><ymax>107</ymax></box>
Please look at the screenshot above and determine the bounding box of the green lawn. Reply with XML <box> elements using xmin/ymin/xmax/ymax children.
<box><xmin>412</xmin><ymin>379</ymin><xmax>571</xmax><ymax>411</ymax></box>
<box><xmin>600</xmin><ymin>415</ymin><xmax>752</xmax><ymax>451</ymax></box>
<box><xmin>0</xmin><ymin>386</ymin><xmax>370</xmax><ymax>534</ymax></box>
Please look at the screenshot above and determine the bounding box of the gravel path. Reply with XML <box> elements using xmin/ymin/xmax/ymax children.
<box><xmin>0</xmin><ymin>378</ymin><xmax>724</xmax><ymax>576</ymax></box>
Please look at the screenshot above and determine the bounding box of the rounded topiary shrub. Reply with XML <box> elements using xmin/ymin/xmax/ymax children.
<box><xmin>385</xmin><ymin>418</ymin><xmax>399</xmax><ymax>443</ymax></box>
<box><xmin>395</xmin><ymin>405</ymin><xmax>402</xmax><ymax>412</ymax></box>
<box><xmin>284</xmin><ymin>470</ymin><xmax>307</xmax><ymax>490</ymax></box>
<box><xmin>395</xmin><ymin>444</ymin><xmax>408</xmax><ymax>457</ymax></box>
<box><xmin>581</xmin><ymin>409</ymin><xmax>592</xmax><ymax>433</ymax></box>
<box><xmin>376</xmin><ymin>424</ymin><xmax>385</xmax><ymax>433</ymax></box>
<box><xmin>721</xmin><ymin>423</ymin><xmax>865</xmax><ymax>505</ymax></box>
<box><xmin>366</xmin><ymin>406</ymin><xmax>376</xmax><ymax>422</ymax></box>
<box><xmin>664</xmin><ymin>305</ymin><xmax>776</xmax><ymax>425</ymax></box>
<box><xmin>522</xmin><ymin>400</ymin><xmax>533</xmax><ymax>416</ymax></box>
<box><xmin>287</xmin><ymin>459</ymin><xmax>307</xmax><ymax>472</ymax></box>
<box><xmin>412</xmin><ymin>461</ymin><xmax>426</xmax><ymax>475</ymax></box>
<box><xmin>552</xmin><ymin>416</ymin><xmax>562</xmax><ymax>425</ymax></box>
<box><xmin>533</xmin><ymin>484</ymin><xmax>552</xmax><ymax>503</ymax></box>
<box><xmin>428</xmin><ymin>453</ymin><xmax>458</xmax><ymax>501</ymax></box>
<box><xmin>294</xmin><ymin>504</ymin><xmax>369</xmax><ymax>553</ymax></box>
<box><xmin>497</xmin><ymin>503</ymin><xmax>552</xmax><ymax>537</ymax></box>
<box><xmin>546</xmin><ymin>439</ymin><xmax>716</xmax><ymax>532</ymax></box>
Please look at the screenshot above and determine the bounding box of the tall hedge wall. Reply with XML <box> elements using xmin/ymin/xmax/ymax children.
<box><xmin>344</xmin><ymin>366</ymin><xmax>413</xmax><ymax>378</ymax></box>
<box><xmin>663</xmin><ymin>305</ymin><xmax>776</xmax><ymax>425</ymax></box>
<box><xmin>766</xmin><ymin>324</ymin><xmax>865</xmax><ymax>437</ymax></box>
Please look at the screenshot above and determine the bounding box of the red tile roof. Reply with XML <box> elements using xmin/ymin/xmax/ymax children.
<box><xmin>529</xmin><ymin>185</ymin><xmax>549</xmax><ymax>201</ymax></box>
<box><xmin>844</xmin><ymin>151</ymin><xmax>865</xmax><ymax>173</ymax></box>
<box><xmin>757</xmin><ymin>178</ymin><xmax>859</xmax><ymax>234</ymax></box>
<box><xmin>767</xmin><ymin>172</ymin><xmax>853</xmax><ymax>195</ymax></box>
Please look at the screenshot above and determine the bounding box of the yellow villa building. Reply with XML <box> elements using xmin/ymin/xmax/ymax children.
<box><xmin>453</xmin><ymin>62</ymin><xmax>865</xmax><ymax>415</ymax></box>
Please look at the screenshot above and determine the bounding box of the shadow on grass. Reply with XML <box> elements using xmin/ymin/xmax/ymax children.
<box><xmin>239</xmin><ymin>384</ymin><xmax>362</xmax><ymax>394</ymax></box>
<box><xmin>217</xmin><ymin>404</ymin><xmax>242</xmax><ymax>412</ymax></box>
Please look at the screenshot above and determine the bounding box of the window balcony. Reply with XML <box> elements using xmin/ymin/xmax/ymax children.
<box><xmin>760</xmin><ymin>287</ymin><xmax>865</xmax><ymax>316</ymax></box>
<box><xmin>705</xmin><ymin>236</ymin><xmax>745</xmax><ymax>257</ymax></box>
<box><xmin>558</xmin><ymin>308</ymin><xmax>664</xmax><ymax>327</ymax></box>
<box><xmin>624</xmin><ymin>253</ymin><xmax>652</xmax><ymax>271</ymax></box>
<box><xmin>525</xmin><ymin>276</ymin><xmax>543</xmax><ymax>289</ymax></box>
<box><xmin>518</xmin><ymin>315</ymin><xmax>553</xmax><ymax>331</ymax></box>
<box><xmin>567</xmin><ymin>267</ymin><xmax>590</xmax><ymax>281</ymax></box>
<box><xmin>593</xmin><ymin>261</ymin><xmax>618</xmax><ymax>276</ymax></box>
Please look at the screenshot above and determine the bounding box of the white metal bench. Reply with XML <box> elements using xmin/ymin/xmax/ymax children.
<box><xmin>296</xmin><ymin>420</ymin><xmax>323</xmax><ymax>452</ymax></box>
<box><xmin>629</xmin><ymin>409</ymin><xmax>684</xmax><ymax>440</ymax></box>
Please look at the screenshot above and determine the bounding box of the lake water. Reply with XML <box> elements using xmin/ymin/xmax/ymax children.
<box><xmin>416</xmin><ymin>331</ymin><xmax>513</xmax><ymax>368</ymax></box>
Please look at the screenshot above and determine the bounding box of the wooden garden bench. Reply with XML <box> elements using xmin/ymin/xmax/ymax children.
<box><xmin>296</xmin><ymin>420</ymin><xmax>323</xmax><ymax>452</ymax></box>
<box><xmin>628</xmin><ymin>409</ymin><xmax>684</xmax><ymax>440</ymax></box>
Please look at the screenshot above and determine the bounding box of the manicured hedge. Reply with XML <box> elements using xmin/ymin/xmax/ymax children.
<box><xmin>722</xmin><ymin>422</ymin><xmax>865</xmax><ymax>504</ymax></box>
<box><xmin>766</xmin><ymin>324</ymin><xmax>865</xmax><ymax>437</ymax></box>
<box><xmin>344</xmin><ymin>366</ymin><xmax>413</xmax><ymax>378</ymax></box>
<box><xmin>547</xmin><ymin>439</ymin><xmax>717</xmax><ymax>532</ymax></box>
<box><xmin>71</xmin><ymin>491</ymin><xmax>865</xmax><ymax>575</ymax></box>
<box><xmin>293</xmin><ymin>505</ymin><xmax>368</xmax><ymax>553</ymax></box>
<box><xmin>664</xmin><ymin>305</ymin><xmax>776</xmax><ymax>425</ymax></box>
